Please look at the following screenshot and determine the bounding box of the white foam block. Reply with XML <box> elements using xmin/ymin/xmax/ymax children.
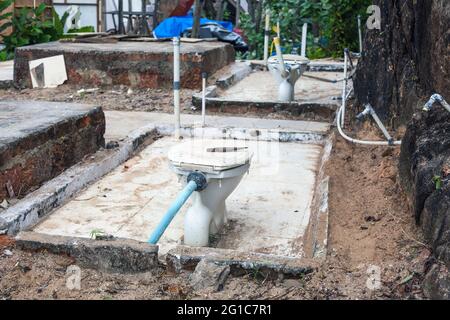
<box><xmin>29</xmin><ymin>55</ymin><xmax>67</xmax><ymax>88</ymax></box>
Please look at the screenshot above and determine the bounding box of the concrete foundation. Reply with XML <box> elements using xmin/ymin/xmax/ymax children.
<box><xmin>0</xmin><ymin>100</ymin><xmax>105</xmax><ymax>200</ymax></box>
<box><xmin>33</xmin><ymin>136</ymin><xmax>323</xmax><ymax>259</ymax></box>
<box><xmin>14</xmin><ymin>41</ymin><xmax>235</xmax><ymax>89</ymax></box>
<box><xmin>15</xmin><ymin>231</ymin><xmax>159</xmax><ymax>273</ymax></box>
<box><xmin>7</xmin><ymin>112</ymin><xmax>330</xmax><ymax>274</ymax></box>
<box><xmin>193</xmin><ymin>70</ymin><xmax>343</xmax><ymax>121</ymax></box>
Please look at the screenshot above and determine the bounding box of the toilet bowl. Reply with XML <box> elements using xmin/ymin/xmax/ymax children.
<box><xmin>268</xmin><ymin>54</ymin><xmax>310</xmax><ymax>102</ymax></box>
<box><xmin>168</xmin><ymin>139</ymin><xmax>252</xmax><ymax>247</ymax></box>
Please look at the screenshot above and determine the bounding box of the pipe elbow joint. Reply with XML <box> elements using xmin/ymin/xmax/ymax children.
<box><xmin>388</xmin><ymin>138</ymin><xmax>394</xmax><ymax>146</ymax></box>
<box><xmin>356</xmin><ymin>104</ymin><xmax>372</xmax><ymax>121</ymax></box>
<box><xmin>187</xmin><ymin>172</ymin><xmax>208</xmax><ymax>191</ymax></box>
<box><xmin>423</xmin><ymin>94</ymin><xmax>444</xmax><ymax>112</ymax></box>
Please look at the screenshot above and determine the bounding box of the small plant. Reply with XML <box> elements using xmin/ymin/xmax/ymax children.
<box><xmin>90</xmin><ymin>228</ymin><xmax>106</xmax><ymax>240</ymax></box>
<box><xmin>67</xmin><ymin>26</ymin><xmax>95</xmax><ymax>34</ymax></box>
<box><xmin>433</xmin><ymin>175</ymin><xmax>442</xmax><ymax>190</ymax></box>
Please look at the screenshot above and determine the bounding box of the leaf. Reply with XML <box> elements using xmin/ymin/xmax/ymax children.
<box><xmin>0</xmin><ymin>12</ymin><xmax>12</xmax><ymax>20</ymax></box>
<box><xmin>34</xmin><ymin>3</ymin><xmax>47</xmax><ymax>17</ymax></box>
<box><xmin>0</xmin><ymin>0</ymin><xmax>13</xmax><ymax>13</ymax></box>
<box><xmin>0</xmin><ymin>21</ymin><xmax>12</xmax><ymax>33</ymax></box>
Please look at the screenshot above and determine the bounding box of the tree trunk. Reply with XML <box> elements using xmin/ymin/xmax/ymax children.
<box><xmin>248</xmin><ymin>0</ymin><xmax>255</xmax><ymax>23</ymax></box>
<box><xmin>192</xmin><ymin>0</ymin><xmax>202</xmax><ymax>38</ymax></box>
<box><xmin>236</xmin><ymin>0</ymin><xmax>240</xmax><ymax>28</ymax></box>
<box><xmin>215</xmin><ymin>0</ymin><xmax>224</xmax><ymax>20</ymax></box>
<box><xmin>254</xmin><ymin>0</ymin><xmax>263</xmax><ymax>33</ymax></box>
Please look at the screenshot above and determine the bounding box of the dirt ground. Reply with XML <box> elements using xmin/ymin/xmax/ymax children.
<box><xmin>0</xmin><ymin>92</ymin><xmax>431</xmax><ymax>299</ymax></box>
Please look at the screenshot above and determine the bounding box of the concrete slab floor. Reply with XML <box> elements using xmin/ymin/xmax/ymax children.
<box><xmin>221</xmin><ymin>71</ymin><xmax>343</xmax><ymax>104</ymax></box>
<box><xmin>34</xmin><ymin>136</ymin><xmax>322</xmax><ymax>258</ymax></box>
<box><xmin>104</xmin><ymin>111</ymin><xmax>330</xmax><ymax>142</ymax></box>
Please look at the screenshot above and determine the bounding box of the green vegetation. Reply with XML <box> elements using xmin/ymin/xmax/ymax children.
<box><xmin>90</xmin><ymin>228</ymin><xmax>106</xmax><ymax>240</ymax></box>
<box><xmin>67</xmin><ymin>26</ymin><xmax>95</xmax><ymax>34</ymax></box>
<box><xmin>0</xmin><ymin>0</ymin><xmax>69</xmax><ymax>60</ymax></box>
<box><xmin>238</xmin><ymin>0</ymin><xmax>372</xmax><ymax>59</ymax></box>
<box><xmin>433</xmin><ymin>175</ymin><xmax>442</xmax><ymax>191</ymax></box>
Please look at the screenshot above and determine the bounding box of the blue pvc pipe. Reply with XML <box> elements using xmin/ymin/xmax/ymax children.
<box><xmin>148</xmin><ymin>180</ymin><xmax>198</xmax><ymax>244</ymax></box>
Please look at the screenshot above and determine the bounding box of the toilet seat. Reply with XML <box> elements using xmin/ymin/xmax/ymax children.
<box><xmin>168</xmin><ymin>139</ymin><xmax>253</xmax><ymax>174</ymax></box>
<box><xmin>268</xmin><ymin>54</ymin><xmax>310</xmax><ymax>66</ymax></box>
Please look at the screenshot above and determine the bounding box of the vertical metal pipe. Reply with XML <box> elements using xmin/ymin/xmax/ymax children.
<box><xmin>118</xmin><ymin>0</ymin><xmax>124</xmax><ymax>34</ymax></box>
<box><xmin>173</xmin><ymin>37</ymin><xmax>181</xmax><ymax>139</ymax></box>
<box><xmin>201</xmin><ymin>72</ymin><xmax>207</xmax><ymax>127</ymax></box>
<box><xmin>358</xmin><ymin>15</ymin><xmax>363</xmax><ymax>54</ymax></box>
<box><xmin>263</xmin><ymin>10</ymin><xmax>270</xmax><ymax>66</ymax></box>
<box><xmin>341</xmin><ymin>49</ymin><xmax>348</xmax><ymax>128</ymax></box>
<box><xmin>301</xmin><ymin>23</ymin><xmax>308</xmax><ymax>57</ymax></box>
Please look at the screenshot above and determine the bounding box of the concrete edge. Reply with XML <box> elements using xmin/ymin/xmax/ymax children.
<box><xmin>307</xmin><ymin>63</ymin><xmax>345</xmax><ymax>72</ymax></box>
<box><xmin>191</xmin><ymin>96</ymin><xmax>338</xmax><ymax>119</ymax></box>
<box><xmin>0</xmin><ymin>80</ymin><xmax>13</xmax><ymax>89</ymax></box>
<box><xmin>192</xmin><ymin>85</ymin><xmax>218</xmax><ymax>101</ymax></box>
<box><xmin>15</xmin><ymin>231</ymin><xmax>159</xmax><ymax>273</ymax></box>
<box><xmin>0</xmin><ymin>124</ymin><xmax>159</xmax><ymax>236</ymax></box>
<box><xmin>166</xmin><ymin>245</ymin><xmax>319</xmax><ymax>278</ymax></box>
<box><xmin>248</xmin><ymin>60</ymin><xmax>347</xmax><ymax>72</ymax></box>
<box><xmin>215</xmin><ymin>62</ymin><xmax>253</xmax><ymax>89</ymax></box>
<box><xmin>303</xmin><ymin>136</ymin><xmax>333</xmax><ymax>260</ymax></box>
<box><xmin>0</xmin><ymin>103</ymin><xmax>105</xmax><ymax>155</ymax></box>
<box><xmin>156</xmin><ymin>124</ymin><xmax>327</xmax><ymax>145</ymax></box>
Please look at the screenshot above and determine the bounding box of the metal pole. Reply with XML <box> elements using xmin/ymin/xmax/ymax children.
<box><xmin>263</xmin><ymin>10</ymin><xmax>270</xmax><ymax>66</ymax></box>
<box><xmin>341</xmin><ymin>49</ymin><xmax>348</xmax><ymax>128</ymax></box>
<box><xmin>201</xmin><ymin>72</ymin><xmax>207</xmax><ymax>127</ymax></box>
<box><xmin>118</xmin><ymin>0</ymin><xmax>124</xmax><ymax>34</ymax></box>
<box><xmin>173</xmin><ymin>37</ymin><xmax>181</xmax><ymax>139</ymax></box>
<box><xmin>301</xmin><ymin>23</ymin><xmax>308</xmax><ymax>57</ymax></box>
<box><xmin>358</xmin><ymin>15</ymin><xmax>363</xmax><ymax>54</ymax></box>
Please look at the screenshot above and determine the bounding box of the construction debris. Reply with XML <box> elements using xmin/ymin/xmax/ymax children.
<box><xmin>189</xmin><ymin>259</ymin><xmax>230</xmax><ymax>292</ymax></box>
<box><xmin>29</xmin><ymin>55</ymin><xmax>67</xmax><ymax>89</ymax></box>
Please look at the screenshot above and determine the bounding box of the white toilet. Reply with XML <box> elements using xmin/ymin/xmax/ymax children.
<box><xmin>168</xmin><ymin>139</ymin><xmax>252</xmax><ymax>247</ymax></box>
<box><xmin>268</xmin><ymin>54</ymin><xmax>310</xmax><ymax>102</ymax></box>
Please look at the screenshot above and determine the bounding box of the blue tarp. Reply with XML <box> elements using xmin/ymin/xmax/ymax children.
<box><xmin>153</xmin><ymin>15</ymin><xmax>233</xmax><ymax>39</ymax></box>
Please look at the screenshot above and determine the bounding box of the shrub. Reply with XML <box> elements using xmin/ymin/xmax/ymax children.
<box><xmin>0</xmin><ymin>1</ymin><xmax>68</xmax><ymax>60</ymax></box>
<box><xmin>238</xmin><ymin>0</ymin><xmax>371</xmax><ymax>59</ymax></box>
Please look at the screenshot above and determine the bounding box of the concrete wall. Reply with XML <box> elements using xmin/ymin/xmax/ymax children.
<box><xmin>0</xmin><ymin>101</ymin><xmax>105</xmax><ymax>200</ymax></box>
<box><xmin>13</xmin><ymin>41</ymin><xmax>235</xmax><ymax>89</ymax></box>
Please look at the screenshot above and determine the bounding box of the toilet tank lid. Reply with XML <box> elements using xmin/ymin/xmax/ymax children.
<box><xmin>168</xmin><ymin>139</ymin><xmax>253</xmax><ymax>172</ymax></box>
